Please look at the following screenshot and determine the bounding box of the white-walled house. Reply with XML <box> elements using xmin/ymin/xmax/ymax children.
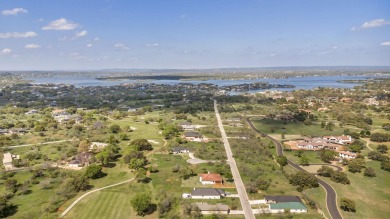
<box><xmin>190</xmin><ymin>188</ymin><xmax>226</xmax><ymax>199</ymax></box>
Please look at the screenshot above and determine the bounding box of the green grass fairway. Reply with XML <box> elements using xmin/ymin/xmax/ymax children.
<box><xmin>64</xmin><ymin>183</ymin><xmax>158</xmax><ymax>219</ymax></box>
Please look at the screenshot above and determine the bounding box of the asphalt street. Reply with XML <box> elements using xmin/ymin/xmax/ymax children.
<box><xmin>247</xmin><ymin>117</ymin><xmax>343</xmax><ymax>219</ymax></box>
<box><xmin>215</xmin><ymin>100</ymin><xmax>255</xmax><ymax>219</ymax></box>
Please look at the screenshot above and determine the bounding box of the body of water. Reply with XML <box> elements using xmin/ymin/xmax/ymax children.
<box><xmin>26</xmin><ymin>75</ymin><xmax>389</xmax><ymax>91</ymax></box>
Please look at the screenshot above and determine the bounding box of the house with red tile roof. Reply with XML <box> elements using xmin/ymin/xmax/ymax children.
<box><xmin>199</xmin><ymin>172</ymin><xmax>223</xmax><ymax>185</ymax></box>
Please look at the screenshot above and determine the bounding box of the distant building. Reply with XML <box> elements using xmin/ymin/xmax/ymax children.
<box><xmin>339</xmin><ymin>151</ymin><xmax>357</xmax><ymax>159</ymax></box>
<box><xmin>89</xmin><ymin>142</ymin><xmax>108</xmax><ymax>151</ymax></box>
<box><xmin>170</xmin><ymin>146</ymin><xmax>190</xmax><ymax>154</ymax></box>
<box><xmin>2</xmin><ymin>152</ymin><xmax>20</xmax><ymax>171</ymax></box>
<box><xmin>264</xmin><ymin>195</ymin><xmax>307</xmax><ymax>213</ymax></box>
<box><xmin>184</xmin><ymin>132</ymin><xmax>203</xmax><ymax>142</ymax></box>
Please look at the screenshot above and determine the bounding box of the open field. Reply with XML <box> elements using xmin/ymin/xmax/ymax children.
<box><xmin>250</xmin><ymin>118</ymin><xmax>356</xmax><ymax>137</ymax></box>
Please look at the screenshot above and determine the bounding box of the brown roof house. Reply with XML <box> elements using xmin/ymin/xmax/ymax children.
<box><xmin>199</xmin><ymin>172</ymin><xmax>223</xmax><ymax>185</ymax></box>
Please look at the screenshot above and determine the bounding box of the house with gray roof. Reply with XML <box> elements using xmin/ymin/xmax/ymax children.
<box><xmin>192</xmin><ymin>202</ymin><xmax>229</xmax><ymax>213</ymax></box>
<box><xmin>190</xmin><ymin>188</ymin><xmax>226</xmax><ymax>199</ymax></box>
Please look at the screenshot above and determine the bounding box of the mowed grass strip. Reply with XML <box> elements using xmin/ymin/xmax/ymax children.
<box><xmin>65</xmin><ymin>184</ymin><xmax>133</xmax><ymax>219</ymax></box>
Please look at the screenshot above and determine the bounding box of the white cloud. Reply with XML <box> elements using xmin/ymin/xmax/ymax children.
<box><xmin>94</xmin><ymin>37</ymin><xmax>100</xmax><ymax>41</ymax></box>
<box><xmin>381</xmin><ymin>42</ymin><xmax>390</xmax><ymax>46</ymax></box>
<box><xmin>114</xmin><ymin>43</ymin><xmax>129</xmax><ymax>50</ymax></box>
<box><xmin>25</xmin><ymin>44</ymin><xmax>41</xmax><ymax>49</ymax></box>
<box><xmin>86</xmin><ymin>44</ymin><xmax>93</xmax><ymax>48</ymax></box>
<box><xmin>0</xmin><ymin>31</ymin><xmax>37</xmax><ymax>39</ymax></box>
<box><xmin>352</xmin><ymin>19</ymin><xmax>390</xmax><ymax>31</ymax></box>
<box><xmin>42</xmin><ymin>18</ymin><xmax>79</xmax><ymax>30</ymax></box>
<box><xmin>2</xmin><ymin>8</ymin><xmax>28</xmax><ymax>16</ymax></box>
<box><xmin>1</xmin><ymin>48</ymin><xmax>12</xmax><ymax>55</ymax></box>
<box><xmin>76</xmin><ymin>30</ymin><xmax>87</xmax><ymax>37</ymax></box>
<box><xmin>69</xmin><ymin>52</ymin><xmax>87</xmax><ymax>60</ymax></box>
<box><xmin>145</xmin><ymin>43</ymin><xmax>159</xmax><ymax>47</ymax></box>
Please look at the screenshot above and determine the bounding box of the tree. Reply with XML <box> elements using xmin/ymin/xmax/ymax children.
<box><xmin>109</xmin><ymin>124</ymin><xmax>121</xmax><ymax>134</ymax></box>
<box><xmin>84</xmin><ymin>164</ymin><xmax>103</xmax><ymax>179</ymax></box>
<box><xmin>382</xmin><ymin>123</ymin><xmax>390</xmax><ymax>131</ymax></box>
<box><xmin>276</xmin><ymin>156</ymin><xmax>288</xmax><ymax>166</ymax></box>
<box><xmin>95</xmin><ymin>149</ymin><xmax>113</xmax><ymax>167</ymax></box>
<box><xmin>377</xmin><ymin>144</ymin><xmax>388</xmax><ymax>154</ymax></box>
<box><xmin>131</xmin><ymin>193</ymin><xmax>153</xmax><ymax>216</ymax></box>
<box><xmin>289</xmin><ymin>171</ymin><xmax>319</xmax><ymax>190</ymax></box>
<box><xmin>364</xmin><ymin>167</ymin><xmax>376</xmax><ymax>177</ymax></box>
<box><xmin>295</xmin><ymin>150</ymin><xmax>304</xmax><ymax>157</ymax></box>
<box><xmin>349</xmin><ymin>139</ymin><xmax>365</xmax><ymax>153</ymax></box>
<box><xmin>317</xmin><ymin>166</ymin><xmax>334</xmax><ymax>177</ymax></box>
<box><xmin>0</xmin><ymin>196</ymin><xmax>16</xmax><ymax>218</ymax></box>
<box><xmin>300</xmin><ymin>156</ymin><xmax>309</xmax><ymax>166</ymax></box>
<box><xmin>368</xmin><ymin>151</ymin><xmax>386</xmax><ymax>161</ymax></box>
<box><xmin>340</xmin><ymin>198</ymin><xmax>356</xmax><ymax>212</ymax></box>
<box><xmin>130</xmin><ymin>139</ymin><xmax>153</xmax><ymax>151</ymax></box>
<box><xmin>162</xmin><ymin>124</ymin><xmax>179</xmax><ymax>139</ymax></box>
<box><xmin>78</xmin><ymin>139</ymin><xmax>90</xmax><ymax>153</ymax></box>
<box><xmin>370</xmin><ymin>132</ymin><xmax>390</xmax><ymax>142</ymax></box>
<box><xmin>330</xmin><ymin>171</ymin><xmax>350</xmax><ymax>184</ymax></box>
<box><xmin>348</xmin><ymin>159</ymin><xmax>365</xmax><ymax>173</ymax></box>
<box><xmin>318</xmin><ymin>150</ymin><xmax>337</xmax><ymax>163</ymax></box>
<box><xmin>381</xmin><ymin>160</ymin><xmax>390</xmax><ymax>172</ymax></box>
<box><xmin>4</xmin><ymin>179</ymin><xmax>18</xmax><ymax>193</ymax></box>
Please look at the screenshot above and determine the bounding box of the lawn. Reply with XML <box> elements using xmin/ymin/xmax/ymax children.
<box><xmin>64</xmin><ymin>183</ymin><xmax>158</xmax><ymax>219</ymax></box>
<box><xmin>283</xmin><ymin>150</ymin><xmax>325</xmax><ymax>164</ymax></box>
<box><xmin>318</xmin><ymin>160</ymin><xmax>390</xmax><ymax>219</ymax></box>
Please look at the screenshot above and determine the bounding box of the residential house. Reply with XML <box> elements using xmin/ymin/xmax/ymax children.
<box><xmin>264</xmin><ymin>195</ymin><xmax>303</xmax><ymax>204</ymax></box>
<box><xmin>340</xmin><ymin>97</ymin><xmax>352</xmax><ymax>103</ymax></box>
<box><xmin>363</xmin><ymin>98</ymin><xmax>379</xmax><ymax>106</ymax></box>
<box><xmin>269</xmin><ymin>202</ymin><xmax>307</xmax><ymax>213</ymax></box>
<box><xmin>226</xmin><ymin>118</ymin><xmax>241</xmax><ymax>122</ymax></box>
<box><xmin>89</xmin><ymin>142</ymin><xmax>108</xmax><ymax>151</ymax></box>
<box><xmin>68</xmin><ymin>152</ymin><xmax>94</xmax><ymax>168</ymax></box>
<box><xmin>9</xmin><ymin>128</ymin><xmax>29</xmax><ymax>134</ymax></box>
<box><xmin>295</xmin><ymin>138</ymin><xmax>341</xmax><ymax>151</ymax></box>
<box><xmin>190</xmin><ymin>188</ymin><xmax>226</xmax><ymax>199</ymax></box>
<box><xmin>199</xmin><ymin>172</ymin><xmax>223</xmax><ymax>185</ymax></box>
<box><xmin>192</xmin><ymin>202</ymin><xmax>229</xmax><ymax>213</ymax></box>
<box><xmin>0</xmin><ymin>129</ymin><xmax>8</xmax><ymax>135</ymax></box>
<box><xmin>2</xmin><ymin>152</ymin><xmax>20</xmax><ymax>171</ymax></box>
<box><xmin>181</xmin><ymin>122</ymin><xmax>196</xmax><ymax>131</ymax></box>
<box><xmin>25</xmin><ymin>109</ymin><xmax>38</xmax><ymax>115</ymax></box>
<box><xmin>323</xmin><ymin>135</ymin><xmax>353</xmax><ymax>145</ymax></box>
<box><xmin>339</xmin><ymin>151</ymin><xmax>357</xmax><ymax>159</ymax></box>
<box><xmin>264</xmin><ymin>195</ymin><xmax>307</xmax><ymax>213</ymax></box>
<box><xmin>170</xmin><ymin>146</ymin><xmax>190</xmax><ymax>154</ymax></box>
<box><xmin>184</xmin><ymin>132</ymin><xmax>203</xmax><ymax>142</ymax></box>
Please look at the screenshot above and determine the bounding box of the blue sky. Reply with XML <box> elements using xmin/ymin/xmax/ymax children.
<box><xmin>0</xmin><ymin>0</ymin><xmax>389</xmax><ymax>70</ymax></box>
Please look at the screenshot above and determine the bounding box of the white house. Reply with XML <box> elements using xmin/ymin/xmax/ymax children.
<box><xmin>2</xmin><ymin>152</ymin><xmax>20</xmax><ymax>171</ymax></box>
<box><xmin>190</xmin><ymin>188</ymin><xmax>226</xmax><ymax>199</ymax></box>
<box><xmin>269</xmin><ymin>202</ymin><xmax>307</xmax><ymax>213</ymax></box>
<box><xmin>89</xmin><ymin>142</ymin><xmax>109</xmax><ymax>151</ymax></box>
<box><xmin>339</xmin><ymin>151</ymin><xmax>357</xmax><ymax>159</ymax></box>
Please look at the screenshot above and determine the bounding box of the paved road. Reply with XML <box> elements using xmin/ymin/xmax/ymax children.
<box><xmin>214</xmin><ymin>100</ymin><xmax>255</xmax><ymax>219</ymax></box>
<box><xmin>59</xmin><ymin>177</ymin><xmax>135</xmax><ymax>218</ymax></box>
<box><xmin>8</xmin><ymin>139</ymin><xmax>71</xmax><ymax>148</ymax></box>
<box><xmin>247</xmin><ymin>117</ymin><xmax>343</xmax><ymax>219</ymax></box>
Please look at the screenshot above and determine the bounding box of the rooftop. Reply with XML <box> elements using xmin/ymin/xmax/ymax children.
<box><xmin>200</xmin><ymin>173</ymin><xmax>223</xmax><ymax>182</ymax></box>
<box><xmin>269</xmin><ymin>202</ymin><xmax>307</xmax><ymax>210</ymax></box>
<box><xmin>191</xmin><ymin>188</ymin><xmax>226</xmax><ymax>197</ymax></box>
<box><xmin>265</xmin><ymin>195</ymin><xmax>303</xmax><ymax>203</ymax></box>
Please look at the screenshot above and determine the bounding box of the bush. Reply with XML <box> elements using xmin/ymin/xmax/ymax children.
<box><xmin>84</xmin><ymin>164</ymin><xmax>104</xmax><ymax>179</ymax></box>
<box><xmin>317</xmin><ymin>166</ymin><xmax>334</xmax><ymax>177</ymax></box>
<box><xmin>289</xmin><ymin>171</ymin><xmax>319</xmax><ymax>190</ymax></box>
<box><xmin>276</xmin><ymin>156</ymin><xmax>288</xmax><ymax>166</ymax></box>
<box><xmin>330</xmin><ymin>171</ymin><xmax>350</xmax><ymax>184</ymax></box>
<box><xmin>364</xmin><ymin>167</ymin><xmax>376</xmax><ymax>177</ymax></box>
<box><xmin>131</xmin><ymin>193</ymin><xmax>153</xmax><ymax>216</ymax></box>
<box><xmin>377</xmin><ymin>144</ymin><xmax>388</xmax><ymax>154</ymax></box>
<box><xmin>381</xmin><ymin>160</ymin><xmax>390</xmax><ymax>172</ymax></box>
<box><xmin>340</xmin><ymin>198</ymin><xmax>356</xmax><ymax>212</ymax></box>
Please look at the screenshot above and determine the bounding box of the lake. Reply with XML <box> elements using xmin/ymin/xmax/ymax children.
<box><xmin>26</xmin><ymin>75</ymin><xmax>389</xmax><ymax>92</ymax></box>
